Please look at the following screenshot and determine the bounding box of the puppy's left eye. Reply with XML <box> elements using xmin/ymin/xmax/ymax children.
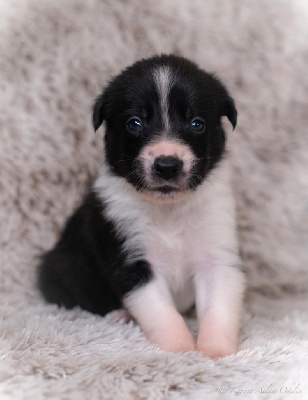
<box><xmin>126</xmin><ymin>117</ymin><xmax>144</xmax><ymax>132</ymax></box>
<box><xmin>190</xmin><ymin>118</ymin><xmax>205</xmax><ymax>132</ymax></box>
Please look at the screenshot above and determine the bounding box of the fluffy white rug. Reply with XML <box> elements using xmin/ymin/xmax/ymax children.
<box><xmin>0</xmin><ymin>0</ymin><xmax>307</xmax><ymax>398</ymax></box>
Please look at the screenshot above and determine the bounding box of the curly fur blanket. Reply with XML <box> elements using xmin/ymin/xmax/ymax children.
<box><xmin>0</xmin><ymin>0</ymin><xmax>307</xmax><ymax>398</ymax></box>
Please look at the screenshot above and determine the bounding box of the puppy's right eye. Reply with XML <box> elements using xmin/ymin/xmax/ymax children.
<box><xmin>126</xmin><ymin>118</ymin><xmax>143</xmax><ymax>132</ymax></box>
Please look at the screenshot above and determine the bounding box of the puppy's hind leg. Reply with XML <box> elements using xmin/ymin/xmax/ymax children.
<box><xmin>106</xmin><ymin>309</ymin><xmax>133</xmax><ymax>324</ymax></box>
<box><xmin>38</xmin><ymin>248</ymin><xmax>122</xmax><ymax>317</ymax></box>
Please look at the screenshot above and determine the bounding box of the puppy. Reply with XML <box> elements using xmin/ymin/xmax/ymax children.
<box><xmin>38</xmin><ymin>54</ymin><xmax>245</xmax><ymax>359</ymax></box>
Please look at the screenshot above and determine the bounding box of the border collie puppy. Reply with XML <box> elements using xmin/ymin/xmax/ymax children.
<box><xmin>38</xmin><ymin>54</ymin><xmax>245</xmax><ymax>359</ymax></box>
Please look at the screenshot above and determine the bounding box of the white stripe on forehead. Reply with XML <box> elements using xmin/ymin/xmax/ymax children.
<box><xmin>153</xmin><ymin>66</ymin><xmax>173</xmax><ymax>132</ymax></box>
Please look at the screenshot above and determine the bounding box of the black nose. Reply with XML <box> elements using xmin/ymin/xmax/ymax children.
<box><xmin>153</xmin><ymin>156</ymin><xmax>183</xmax><ymax>180</ymax></box>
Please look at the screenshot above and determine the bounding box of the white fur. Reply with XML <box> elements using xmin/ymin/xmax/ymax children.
<box><xmin>124</xmin><ymin>278</ymin><xmax>196</xmax><ymax>352</ymax></box>
<box><xmin>94</xmin><ymin>165</ymin><xmax>147</xmax><ymax>264</ymax></box>
<box><xmin>196</xmin><ymin>265</ymin><xmax>245</xmax><ymax>358</ymax></box>
<box><xmin>153</xmin><ymin>66</ymin><xmax>173</xmax><ymax>132</ymax></box>
<box><xmin>95</xmin><ymin>157</ymin><xmax>245</xmax><ymax>354</ymax></box>
<box><xmin>95</xmin><ymin>158</ymin><xmax>241</xmax><ymax>302</ymax></box>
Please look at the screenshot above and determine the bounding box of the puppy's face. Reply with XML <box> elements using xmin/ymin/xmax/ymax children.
<box><xmin>93</xmin><ymin>55</ymin><xmax>237</xmax><ymax>201</ymax></box>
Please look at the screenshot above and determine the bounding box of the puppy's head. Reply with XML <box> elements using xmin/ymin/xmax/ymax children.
<box><xmin>93</xmin><ymin>55</ymin><xmax>237</xmax><ymax>202</ymax></box>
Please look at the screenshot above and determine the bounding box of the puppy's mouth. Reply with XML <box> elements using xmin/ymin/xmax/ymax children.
<box><xmin>139</xmin><ymin>188</ymin><xmax>185</xmax><ymax>204</ymax></box>
<box><xmin>126</xmin><ymin>156</ymin><xmax>205</xmax><ymax>201</ymax></box>
<box><xmin>139</xmin><ymin>183</ymin><xmax>192</xmax><ymax>203</ymax></box>
<box><xmin>151</xmin><ymin>185</ymin><xmax>179</xmax><ymax>194</ymax></box>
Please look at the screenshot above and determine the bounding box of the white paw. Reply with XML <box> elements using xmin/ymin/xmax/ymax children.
<box><xmin>197</xmin><ymin>322</ymin><xmax>239</xmax><ymax>360</ymax></box>
<box><xmin>105</xmin><ymin>309</ymin><xmax>133</xmax><ymax>324</ymax></box>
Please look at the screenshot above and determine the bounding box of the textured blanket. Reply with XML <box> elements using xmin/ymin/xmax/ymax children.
<box><xmin>0</xmin><ymin>0</ymin><xmax>307</xmax><ymax>398</ymax></box>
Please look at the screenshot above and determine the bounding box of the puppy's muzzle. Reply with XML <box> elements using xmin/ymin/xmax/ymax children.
<box><xmin>153</xmin><ymin>156</ymin><xmax>184</xmax><ymax>181</ymax></box>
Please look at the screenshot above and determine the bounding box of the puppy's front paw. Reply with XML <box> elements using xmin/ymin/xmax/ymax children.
<box><xmin>148</xmin><ymin>322</ymin><xmax>197</xmax><ymax>353</ymax></box>
<box><xmin>197</xmin><ymin>340</ymin><xmax>238</xmax><ymax>360</ymax></box>
<box><xmin>197</xmin><ymin>316</ymin><xmax>238</xmax><ymax>360</ymax></box>
<box><xmin>150</xmin><ymin>332</ymin><xmax>196</xmax><ymax>353</ymax></box>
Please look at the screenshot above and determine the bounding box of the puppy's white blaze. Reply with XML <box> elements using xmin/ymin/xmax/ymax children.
<box><xmin>153</xmin><ymin>66</ymin><xmax>173</xmax><ymax>132</ymax></box>
<box><xmin>140</xmin><ymin>140</ymin><xmax>194</xmax><ymax>173</ymax></box>
<box><xmin>143</xmin><ymin>140</ymin><xmax>186</xmax><ymax>157</ymax></box>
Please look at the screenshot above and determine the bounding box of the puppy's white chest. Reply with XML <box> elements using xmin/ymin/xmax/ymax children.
<box><xmin>144</xmin><ymin>206</ymin><xmax>199</xmax><ymax>312</ymax></box>
<box><xmin>96</xmin><ymin>159</ymin><xmax>237</xmax><ymax>313</ymax></box>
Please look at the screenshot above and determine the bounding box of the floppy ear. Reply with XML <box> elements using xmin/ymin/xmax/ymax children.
<box><xmin>92</xmin><ymin>93</ymin><xmax>106</xmax><ymax>132</ymax></box>
<box><xmin>221</xmin><ymin>95</ymin><xmax>237</xmax><ymax>130</ymax></box>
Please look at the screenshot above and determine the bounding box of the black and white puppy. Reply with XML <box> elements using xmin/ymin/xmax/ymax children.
<box><xmin>38</xmin><ymin>55</ymin><xmax>245</xmax><ymax>359</ymax></box>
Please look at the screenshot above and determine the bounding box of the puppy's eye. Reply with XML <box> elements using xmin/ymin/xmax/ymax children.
<box><xmin>190</xmin><ymin>118</ymin><xmax>205</xmax><ymax>132</ymax></box>
<box><xmin>126</xmin><ymin>118</ymin><xmax>143</xmax><ymax>132</ymax></box>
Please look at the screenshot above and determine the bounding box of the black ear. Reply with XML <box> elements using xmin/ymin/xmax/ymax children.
<box><xmin>92</xmin><ymin>93</ymin><xmax>105</xmax><ymax>132</ymax></box>
<box><xmin>222</xmin><ymin>96</ymin><xmax>237</xmax><ymax>130</ymax></box>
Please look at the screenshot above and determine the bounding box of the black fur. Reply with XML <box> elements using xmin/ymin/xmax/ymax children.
<box><xmin>38</xmin><ymin>54</ymin><xmax>237</xmax><ymax>316</ymax></box>
<box><xmin>38</xmin><ymin>192</ymin><xmax>152</xmax><ymax>315</ymax></box>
